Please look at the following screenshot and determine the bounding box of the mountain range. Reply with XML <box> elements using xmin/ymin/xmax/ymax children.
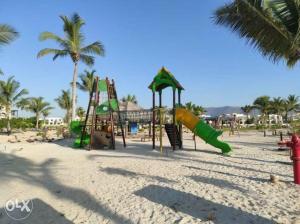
<box><xmin>204</xmin><ymin>106</ymin><xmax>243</xmax><ymax>117</ymax></box>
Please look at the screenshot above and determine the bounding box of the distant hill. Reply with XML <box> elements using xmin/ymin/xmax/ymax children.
<box><xmin>204</xmin><ymin>106</ymin><xmax>243</xmax><ymax>117</ymax></box>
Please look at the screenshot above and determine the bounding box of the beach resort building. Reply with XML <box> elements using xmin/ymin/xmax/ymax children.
<box><xmin>44</xmin><ymin>117</ymin><xmax>64</xmax><ymax>126</ymax></box>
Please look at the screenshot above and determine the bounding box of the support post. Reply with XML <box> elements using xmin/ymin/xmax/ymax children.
<box><xmin>159</xmin><ymin>91</ymin><xmax>162</xmax><ymax>154</ymax></box>
<box><xmin>89</xmin><ymin>77</ymin><xmax>99</xmax><ymax>150</ymax></box>
<box><xmin>152</xmin><ymin>91</ymin><xmax>156</xmax><ymax>149</ymax></box>
<box><xmin>148</xmin><ymin>121</ymin><xmax>151</xmax><ymax>137</ymax></box>
<box><xmin>178</xmin><ymin>90</ymin><xmax>182</xmax><ymax>149</ymax></box>
<box><xmin>172</xmin><ymin>88</ymin><xmax>176</xmax><ymax>151</ymax></box>
<box><xmin>111</xmin><ymin>79</ymin><xmax>126</xmax><ymax>148</ymax></box>
<box><xmin>106</xmin><ymin>78</ymin><xmax>115</xmax><ymax>149</ymax></box>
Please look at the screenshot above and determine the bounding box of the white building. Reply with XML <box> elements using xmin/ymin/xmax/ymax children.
<box><xmin>0</xmin><ymin>106</ymin><xmax>5</xmax><ymax>119</ymax></box>
<box><xmin>255</xmin><ymin>114</ymin><xmax>283</xmax><ymax>125</ymax></box>
<box><xmin>44</xmin><ymin>117</ymin><xmax>64</xmax><ymax>126</ymax></box>
<box><xmin>0</xmin><ymin>107</ymin><xmax>18</xmax><ymax>119</ymax></box>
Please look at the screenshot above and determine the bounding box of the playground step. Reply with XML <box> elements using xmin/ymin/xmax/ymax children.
<box><xmin>164</xmin><ymin>124</ymin><xmax>182</xmax><ymax>148</ymax></box>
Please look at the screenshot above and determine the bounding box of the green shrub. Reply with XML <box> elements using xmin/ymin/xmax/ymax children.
<box><xmin>0</xmin><ymin>117</ymin><xmax>35</xmax><ymax>131</ymax></box>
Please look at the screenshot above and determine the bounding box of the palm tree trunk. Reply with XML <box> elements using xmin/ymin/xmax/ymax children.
<box><xmin>66</xmin><ymin>109</ymin><xmax>70</xmax><ymax>124</ymax></box>
<box><xmin>36</xmin><ymin>113</ymin><xmax>40</xmax><ymax>129</ymax></box>
<box><xmin>71</xmin><ymin>62</ymin><xmax>78</xmax><ymax>121</ymax></box>
<box><xmin>6</xmin><ymin>106</ymin><xmax>11</xmax><ymax>135</ymax></box>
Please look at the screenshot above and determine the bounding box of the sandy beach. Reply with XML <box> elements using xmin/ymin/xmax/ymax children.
<box><xmin>0</xmin><ymin>131</ymin><xmax>298</xmax><ymax>224</ymax></box>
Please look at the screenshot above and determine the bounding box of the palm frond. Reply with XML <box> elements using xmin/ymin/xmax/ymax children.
<box><xmin>13</xmin><ymin>88</ymin><xmax>29</xmax><ymax>101</ymax></box>
<box><xmin>0</xmin><ymin>24</ymin><xmax>18</xmax><ymax>45</ymax></box>
<box><xmin>81</xmin><ymin>41</ymin><xmax>105</xmax><ymax>56</ymax></box>
<box><xmin>39</xmin><ymin>31</ymin><xmax>64</xmax><ymax>43</ymax></box>
<box><xmin>37</xmin><ymin>48</ymin><xmax>69</xmax><ymax>60</ymax></box>
<box><xmin>214</xmin><ymin>0</ymin><xmax>293</xmax><ymax>64</ymax></box>
<box><xmin>79</xmin><ymin>54</ymin><xmax>95</xmax><ymax>66</ymax></box>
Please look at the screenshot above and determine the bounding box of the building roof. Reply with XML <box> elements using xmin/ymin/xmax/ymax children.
<box><xmin>119</xmin><ymin>101</ymin><xmax>144</xmax><ymax>111</ymax></box>
<box><xmin>148</xmin><ymin>67</ymin><xmax>184</xmax><ymax>92</ymax></box>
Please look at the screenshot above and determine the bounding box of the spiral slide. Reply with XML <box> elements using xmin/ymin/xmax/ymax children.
<box><xmin>175</xmin><ymin>108</ymin><xmax>232</xmax><ymax>154</ymax></box>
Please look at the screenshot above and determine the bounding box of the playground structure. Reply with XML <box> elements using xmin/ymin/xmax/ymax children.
<box><xmin>72</xmin><ymin>77</ymin><xmax>126</xmax><ymax>150</ymax></box>
<box><xmin>149</xmin><ymin>67</ymin><xmax>232</xmax><ymax>154</ymax></box>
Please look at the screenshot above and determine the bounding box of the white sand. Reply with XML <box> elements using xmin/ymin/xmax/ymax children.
<box><xmin>0</xmin><ymin>131</ymin><xmax>299</xmax><ymax>224</ymax></box>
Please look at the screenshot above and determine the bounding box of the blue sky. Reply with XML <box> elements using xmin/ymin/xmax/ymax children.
<box><xmin>0</xmin><ymin>0</ymin><xmax>300</xmax><ymax>117</ymax></box>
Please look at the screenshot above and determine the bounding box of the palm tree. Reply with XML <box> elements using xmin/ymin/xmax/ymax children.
<box><xmin>37</xmin><ymin>13</ymin><xmax>105</xmax><ymax>121</ymax></box>
<box><xmin>76</xmin><ymin>106</ymin><xmax>85</xmax><ymax>121</ymax></box>
<box><xmin>77</xmin><ymin>69</ymin><xmax>96</xmax><ymax>94</ymax></box>
<box><xmin>241</xmin><ymin>105</ymin><xmax>253</xmax><ymax>118</ymax></box>
<box><xmin>0</xmin><ymin>76</ymin><xmax>28</xmax><ymax>134</ymax></box>
<box><xmin>184</xmin><ymin>102</ymin><xmax>206</xmax><ymax>116</ymax></box>
<box><xmin>284</xmin><ymin>94</ymin><xmax>300</xmax><ymax>121</ymax></box>
<box><xmin>21</xmin><ymin>97</ymin><xmax>53</xmax><ymax>129</ymax></box>
<box><xmin>184</xmin><ymin>102</ymin><xmax>195</xmax><ymax>113</ymax></box>
<box><xmin>270</xmin><ymin>97</ymin><xmax>285</xmax><ymax>115</ymax></box>
<box><xmin>55</xmin><ymin>90</ymin><xmax>72</xmax><ymax>124</ymax></box>
<box><xmin>214</xmin><ymin>1</ymin><xmax>300</xmax><ymax>67</ymax></box>
<box><xmin>193</xmin><ymin>105</ymin><xmax>206</xmax><ymax>116</ymax></box>
<box><xmin>121</xmin><ymin>94</ymin><xmax>138</xmax><ymax>104</ymax></box>
<box><xmin>253</xmin><ymin>96</ymin><xmax>271</xmax><ymax>126</ymax></box>
<box><xmin>0</xmin><ymin>24</ymin><xmax>18</xmax><ymax>75</ymax></box>
<box><xmin>42</xmin><ymin>110</ymin><xmax>50</xmax><ymax>127</ymax></box>
<box><xmin>0</xmin><ymin>24</ymin><xmax>18</xmax><ymax>46</ymax></box>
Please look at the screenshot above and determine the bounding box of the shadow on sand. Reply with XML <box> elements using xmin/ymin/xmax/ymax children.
<box><xmin>0</xmin><ymin>198</ymin><xmax>73</xmax><ymax>224</ymax></box>
<box><xmin>134</xmin><ymin>185</ymin><xmax>275</xmax><ymax>224</ymax></box>
<box><xmin>0</xmin><ymin>152</ymin><xmax>133</xmax><ymax>224</ymax></box>
<box><xmin>184</xmin><ymin>165</ymin><xmax>269</xmax><ymax>183</ymax></box>
<box><xmin>100</xmin><ymin>167</ymin><xmax>175</xmax><ymax>183</ymax></box>
<box><xmin>188</xmin><ymin>175</ymin><xmax>249</xmax><ymax>194</ymax></box>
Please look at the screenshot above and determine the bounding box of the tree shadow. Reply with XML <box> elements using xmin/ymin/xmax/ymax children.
<box><xmin>188</xmin><ymin>175</ymin><xmax>249</xmax><ymax>194</ymax></box>
<box><xmin>231</xmin><ymin>155</ymin><xmax>291</xmax><ymax>166</ymax></box>
<box><xmin>100</xmin><ymin>167</ymin><xmax>175</xmax><ymax>184</ymax></box>
<box><xmin>134</xmin><ymin>185</ymin><xmax>275</xmax><ymax>224</ymax></box>
<box><xmin>86</xmin><ymin>140</ymin><xmax>292</xmax><ymax>179</ymax></box>
<box><xmin>225</xmin><ymin>140</ymin><xmax>276</xmax><ymax>150</ymax></box>
<box><xmin>183</xmin><ymin>165</ymin><xmax>292</xmax><ymax>184</ymax></box>
<box><xmin>0</xmin><ymin>198</ymin><xmax>73</xmax><ymax>224</ymax></box>
<box><xmin>0</xmin><ymin>152</ymin><xmax>133</xmax><ymax>224</ymax></box>
<box><xmin>183</xmin><ymin>157</ymin><xmax>293</xmax><ymax>178</ymax></box>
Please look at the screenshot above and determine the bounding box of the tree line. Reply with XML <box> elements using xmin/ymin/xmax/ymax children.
<box><xmin>241</xmin><ymin>95</ymin><xmax>299</xmax><ymax>123</ymax></box>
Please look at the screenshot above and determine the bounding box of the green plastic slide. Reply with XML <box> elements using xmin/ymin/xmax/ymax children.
<box><xmin>70</xmin><ymin>121</ymin><xmax>90</xmax><ymax>148</ymax></box>
<box><xmin>175</xmin><ymin>108</ymin><xmax>232</xmax><ymax>154</ymax></box>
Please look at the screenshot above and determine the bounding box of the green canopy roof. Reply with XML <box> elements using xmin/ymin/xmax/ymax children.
<box><xmin>148</xmin><ymin>67</ymin><xmax>184</xmax><ymax>92</ymax></box>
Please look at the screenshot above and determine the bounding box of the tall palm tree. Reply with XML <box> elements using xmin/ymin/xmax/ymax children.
<box><xmin>21</xmin><ymin>97</ymin><xmax>53</xmax><ymax>129</ymax></box>
<box><xmin>184</xmin><ymin>102</ymin><xmax>206</xmax><ymax>116</ymax></box>
<box><xmin>55</xmin><ymin>90</ymin><xmax>72</xmax><ymax>124</ymax></box>
<box><xmin>270</xmin><ymin>97</ymin><xmax>285</xmax><ymax>116</ymax></box>
<box><xmin>269</xmin><ymin>97</ymin><xmax>285</xmax><ymax>124</ymax></box>
<box><xmin>37</xmin><ymin>13</ymin><xmax>105</xmax><ymax>121</ymax></box>
<box><xmin>121</xmin><ymin>94</ymin><xmax>138</xmax><ymax>104</ymax></box>
<box><xmin>253</xmin><ymin>96</ymin><xmax>271</xmax><ymax>125</ymax></box>
<box><xmin>284</xmin><ymin>94</ymin><xmax>300</xmax><ymax>121</ymax></box>
<box><xmin>214</xmin><ymin>1</ymin><xmax>300</xmax><ymax>67</ymax></box>
<box><xmin>193</xmin><ymin>105</ymin><xmax>206</xmax><ymax>116</ymax></box>
<box><xmin>241</xmin><ymin>105</ymin><xmax>253</xmax><ymax>118</ymax></box>
<box><xmin>0</xmin><ymin>76</ymin><xmax>28</xmax><ymax>134</ymax></box>
<box><xmin>42</xmin><ymin>110</ymin><xmax>50</xmax><ymax>127</ymax></box>
<box><xmin>77</xmin><ymin>69</ymin><xmax>96</xmax><ymax>94</ymax></box>
<box><xmin>184</xmin><ymin>102</ymin><xmax>195</xmax><ymax>113</ymax></box>
<box><xmin>0</xmin><ymin>24</ymin><xmax>18</xmax><ymax>75</ymax></box>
